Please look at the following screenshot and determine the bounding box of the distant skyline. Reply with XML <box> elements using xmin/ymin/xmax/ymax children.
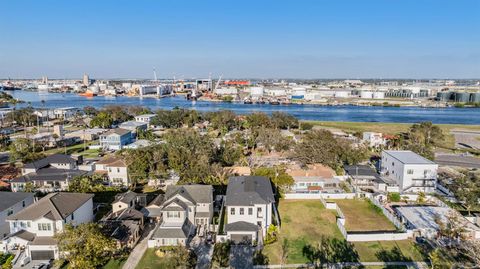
<box><xmin>1</xmin><ymin>0</ymin><xmax>479</xmax><ymax>79</ymax></box>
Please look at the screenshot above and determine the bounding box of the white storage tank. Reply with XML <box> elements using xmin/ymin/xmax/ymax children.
<box><xmin>334</xmin><ymin>91</ymin><xmax>350</xmax><ymax>98</ymax></box>
<box><xmin>250</xmin><ymin>87</ymin><xmax>264</xmax><ymax>97</ymax></box>
<box><xmin>214</xmin><ymin>87</ymin><xmax>238</xmax><ymax>95</ymax></box>
<box><xmin>266</xmin><ymin>89</ymin><xmax>287</xmax><ymax>96</ymax></box>
<box><xmin>360</xmin><ymin>91</ymin><xmax>373</xmax><ymax>99</ymax></box>
<box><xmin>373</xmin><ymin>92</ymin><xmax>385</xmax><ymax>99</ymax></box>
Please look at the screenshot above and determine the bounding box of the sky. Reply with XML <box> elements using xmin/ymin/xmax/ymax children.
<box><xmin>0</xmin><ymin>0</ymin><xmax>479</xmax><ymax>79</ymax></box>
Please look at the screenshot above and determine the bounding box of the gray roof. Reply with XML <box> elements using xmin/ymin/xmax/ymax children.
<box><xmin>7</xmin><ymin>192</ymin><xmax>93</xmax><ymax>221</ymax></box>
<box><xmin>31</xmin><ymin>236</ymin><xmax>56</xmax><ymax>246</ymax></box>
<box><xmin>8</xmin><ymin>230</ymin><xmax>35</xmax><ymax>242</ymax></box>
<box><xmin>103</xmin><ymin>128</ymin><xmax>131</xmax><ymax>136</ymax></box>
<box><xmin>152</xmin><ymin>221</ymin><xmax>191</xmax><ymax>239</ymax></box>
<box><xmin>119</xmin><ymin>121</ymin><xmax>148</xmax><ymax>128</ymax></box>
<box><xmin>383</xmin><ymin>150</ymin><xmax>435</xmax><ymax>165</ymax></box>
<box><xmin>225</xmin><ymin>221</ymin><xmax>259</xmax><ymax>232</ymax></box>
<box><xmin>0</xmin><ymin>192</ymin><xmax>34</xmax><ymax>212</ymax></box>
<box><xmin>225</xmin><ymin>176</ymin><xmax>274</xmax><ymax>206</ymax></box>
<box><xmin>395</xmin><ymin>206</ymin><xmax>451</xmax><ymax>230</ymax></box>
<box><xmin>23</xmin><ymin>154</ymin><xmax>76</xmax><ymax>169</ymax></box>
<box><xmin>11</xmin><ymin>168</ymin><xmax>88</xmax><ymax>183</ymax></box>
<box><xmin>164</xmin><ymin>185</ymin><xmax>213</xmax><ymax>205</ymax></box>
<box><xmin>344</xmin><ymin>165</ymin><xmax>386</xmax><ymax>184</ymax></box>
<box><xmin>114</xmin><ymin>191</ymin><xmax>138</xmax><ymax>204</ymax></box>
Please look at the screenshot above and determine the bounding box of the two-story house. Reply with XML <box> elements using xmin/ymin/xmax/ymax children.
<box><xmin>99</xmin><ymin>128</ymin><xmax>132</xmax><ymax>150</ymax></box>
<box><xmin>1</xmin><ymin>192</ymin><xmax>94</xmax><ymax>260</ymax></box>
<box><xmin>225</xmin><ymin>176</ymin><xmax>275</xmax><ymax>244</ymax></box>
<box><xmin>119</xmin><ymin>121</ymin><xmax>148</xmax><ymax>136</ymax></box>
<box><xmin>134</xmin><ymin>114</ymin><xmax>156</xmax><ymax>127</ymax></box>
<box><xmin>0</xmin><ymin>192</ymin><xmax>34</xmax><ymax>239</ymax></box>
<box><xmin>148</xmin><ymin>185</ymin><xmax>213</xmax><ymax>247</ymax></box>
<box><xmin>381</xmin><ymin>150</ymin><xmax>438</xmax><ymax>193</ymax></box>
<box><xmin>95</xmin><ymin>156</ymin><xmax>129</xmax><ymax>186</ymax></box>
<box><xmin>10</xmin><ymin>154</ymin><xmax>88</xmax><ymax>193</ymax></box>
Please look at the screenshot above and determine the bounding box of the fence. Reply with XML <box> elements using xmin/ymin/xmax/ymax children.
<box><xmin>284</xmin><ymin>193</ymin><xmax>356</xmax><ymax>200</ymax></box>
<box><xmin>367</xmin><ymin>196</ymin><xmax>404</xmax><ymax>231</ymax></box>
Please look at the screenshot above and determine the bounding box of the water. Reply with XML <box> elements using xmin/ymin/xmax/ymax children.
<box><xmin>5</xmin><ymin>90</ymin><xmax>480</xmax><ymax>125</ymax></box>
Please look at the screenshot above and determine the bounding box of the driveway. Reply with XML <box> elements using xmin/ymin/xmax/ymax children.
<box><xmin>190</xmin><ymin>236</ymin><xmax>213</xmax><ymax>269</ymax></box>
<box><xmin>230</xmin><ymin>245</ymin><xmax>254</xmax><ymax>269</ymax></box>
<box><xmin>122</xmin><ymin>223</ymin><xmax>156</xmax><ymax>269</ymax></box>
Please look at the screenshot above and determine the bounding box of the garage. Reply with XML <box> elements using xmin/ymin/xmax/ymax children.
<box><xmin>230</xmin><ymin>234</ymin><xmax>252</xmax><ymax>244</ymax></box>
<box><xmin>30</xmin><ymin>250</ymin><xmax>55</xmax><ymax>260</ymax></box>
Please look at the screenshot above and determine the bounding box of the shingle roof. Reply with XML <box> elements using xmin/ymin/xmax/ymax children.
<box><xmin>0</xmin><ymin>192</ymin><xmax>34</xmax><ymax>212</ymax></box>
<box><xmin>152</xmin><ymin>220</ymin><xmax>191</xmax><ymax>239</ymax></box>
<box><xmin>164</xmin><ymin>185</ymin><xmax>213</xmax><ymax>205</ymax></box>
<box><xmin>7</xmin><ymin>192</ymin><xmax>93</xmax><ymax>221</ymax></box>
<box><xmin>225</xmin><ymin>221</ymin><xmax>259</xmax><ymax>232</ymax></box>
<box><xmin>96</xmin><ymin>156</ymin><xmax>127</xmax><ymax>167</ymax></box>
<box><xmin>113</xmin><ymin>191</ymin><xmax>138</xmax><ymax>204</ymax></box>
<box><xmin>103</xmin><ymin>128</ymin><xmax>131</xmax><ymax>136</ymax></box>
<box><xmin>23</xmin><ymin>154</ymin><xmax>76</xmax><ymax>169</ymax></box>
<box><xmin>10</xmin><ymin>168</ymin><xmax>88</xmax><ymax>183</ymax></box>
<box><xmin>225</xmin><ymin>176</ymin><xmax>275</xmax><ymax>206</ymax></box>
<box><xmin>8</xmin><ymin>230</ymin><xmax>36</xmax><ymax>242</ymax></box>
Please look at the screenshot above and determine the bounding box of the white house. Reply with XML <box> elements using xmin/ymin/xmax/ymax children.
<box><xmin>134</xmin><ymin>114</ymin><xmax>156</xmax><ymax>127</ymax></box>
<box><xmin>224</xmin><ymin>176</ymin><xmax>276</xmax><ymax>244</ymax></box>
<box><xmin>381</xmin><ymin>150</ymin><xmax>438</xmax><ymax>193</ymax></box>
<box><xmin>362</xmin><ymin>132</ymin><xmax>386</xmax><ymax>147</ymax></box>
<box><xmin>0</xmin><ymin>192</ymin><xmax>34</xmax><ymax>239</ymax></box>
<box><xmin>148</xmin><ymin>185</ymin><xmax>213</xmax><ymax>247</ymax></box>
<box><xmin>2</xmin><ymin>192</ymin><xmax>94</xmax><ymax>260</ymax></box>
<box><xmin>99</xmin><ymin>128</ymin><xmax>132</xmax><ymax>150</ymax></box>
<box><xmin>95</xmin><ymin>156</ymin><xmax>129</xmax><ymax>186</ymax></box>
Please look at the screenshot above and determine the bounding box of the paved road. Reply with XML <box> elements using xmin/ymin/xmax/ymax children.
<box><xmin>122</xmin><ymin>224</ymin><xmax>156</xmax><ymax>269</ymax></box>
<box><xmin>253</xmin><ymin>261</ymin><xmax>429</xmax><ymax>268</ymax></box>
<box><xmin>230</xmin><ymin>245</ymin><xmax>254</xmax><ymax>269</ymax></box>
<box><xmin>435</xmin><ymin>153</ymin><xmax>480</xmax><ymax>168</ymax></box>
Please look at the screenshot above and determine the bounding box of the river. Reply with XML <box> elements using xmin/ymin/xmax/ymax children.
<box><xmin>4</xmin><ymin>90</ymin><xmax>480</xmax><ymax>125</ymax></box>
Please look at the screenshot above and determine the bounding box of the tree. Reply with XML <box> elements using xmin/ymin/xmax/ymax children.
<box><xmin>9</xmin><ymin>138</ymin><xmax>44</xmax><ymax>163</ymax></box>
<box><xmin>90</xmin><ymin>111</ymin><xmax>113</xmax><ymax>128</ymax></box>
<box><xmin>211</xmin><ymin>242</ymin><xmax>230</xmax><ymax>268</ymax></box>
<box><xmin>171</xmin><ymin>246</ymin><xmax>197</xmax><ymax>269</ymax></box>
<box><xmin>205</xmin><ymin>110</ymin><xmax>237</xmax><ymax>133</ymax></box>
<box><xmin>404</xmin><ymin>122</ymin><xmax>444</xmax><ymax>160</ymax></box>
<box><xmin>83</xmin><ymin>106</ymin><xmax>98</xmax><ymax>116</ymax></box>
<box><xmin>55</xmin><ymin>223</ymin><xmax>116</xmax><ymax>269</ymax></box>
<box><xmin>217</xmin><ymin>141</ymin><xmax>243</xmax><ymax>166</ymax></box>
<box><xmin>252</xmin><ymin>166</ymin><xmax>294</xmax><ymax>196</ymax></box>
<box><xmin>246</xmin><ymin>112</ymin><xmax>272</xmax><ymax>129</ymax></box>
<box><xmin>103</xmin><ymin>105</ymin><xmax>132</xmax><ymax>123</ymax></box>
<box><xmin>255</xmin><ymin>127</ymin><xmax>292</xmax><ymax>153</ymax></box>
<box><xmin>271</xmin><ymin>112</ymin><xmax>298</xmax><ymax>130</ymax></box>
<box><xmin>416</xmin><ymin>192</ymin><xmax>426</xmax><ymax>204</ymax></box>
<box><xmin>455</xmin><ymin>175</ymin><xmax>480</xmax><ymax>216</ymax></box>
<box><xmin>151</xmin><ymin>108</ymin><xmax>189</xmax><ymax>128</ymax></box>
<box><xmin>68</xmin><ymin>174</ymin><xmax>109</xmax><ymax>193</ymax></box>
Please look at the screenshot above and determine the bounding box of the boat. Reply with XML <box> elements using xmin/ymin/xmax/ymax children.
<box><xmin>269</xmin><ymin>100</ymin><xmax>280</xmax><ymax>105</ymax></box>
<box><xmin>243</xmin><ymin>99</ymin><xmax>253</xmax><ymax>104</ymax></box>
<box><xmin>79</xmin><ymin>91</ymin><xmax>97</xmax><ymax>97</ymax></box>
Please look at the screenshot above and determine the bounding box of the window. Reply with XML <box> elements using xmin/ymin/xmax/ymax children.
<box><xmin>257</xmin><ymin>207</ymin><xmax>263</xmax><ymax>218</ymax></box>
<box><xmin>240</xmin><ymin>208</ymin><xmax>244</xmax><ymax>215</ymax></box>
<box><xmin>71</xmin><ymin>213</ymin><xmax>75</xmax><ymax>220</ymax></box>
<box><xmin>248</xmin><ymin>208</ymin><xmax>253</xmax><ymax>215</ymax></box>
<box><xmin>38</xmin><ymin>223</ymin><xmax>52</xmax><ymax>231</ymax></box>
<box><xmin>407</xmin><ymin>169</ymin><xmax>414</xmax><ymax>175</ymax></box>
<box><xmin>22</xmin><ymin>201</ymin><xmax>26</xmax><ymax>207</ymax></box>
<box><xmin>117</xmin><ymin>168</ymin><xmax>120</xmax><ymax>173</ymax></box>
<box><xmin>230</xmin><ymin>208</ymin><xmax>235</xmax><ymax>215</ymax></box>
<box><xmin>7</xmin><ymin>208</ymin><xmax>13</xmax><ymax>216</ymax></box>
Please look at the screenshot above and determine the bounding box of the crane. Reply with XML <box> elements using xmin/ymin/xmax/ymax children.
<box><xmin>214</xmin><ymin>74</ymin><xmax>223</xmax><ymax>92</ymax></box>
<box><xmin>153</xmin><ymin>67</ymin><xmax>161</xmax><ymax>96</ymax></box>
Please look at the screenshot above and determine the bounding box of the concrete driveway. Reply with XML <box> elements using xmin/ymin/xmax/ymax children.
<box><xmin>229</xmin><ymin>245</ymin><xmax>254</xmax><ymax>269</ymax></box>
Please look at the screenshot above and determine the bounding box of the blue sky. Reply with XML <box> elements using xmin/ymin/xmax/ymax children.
<box><xmin>1</xmin><ymin>0</ymin><xmax>479</xmax><ymax>79</ymax></box>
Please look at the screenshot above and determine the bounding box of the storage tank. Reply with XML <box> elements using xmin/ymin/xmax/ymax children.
<box><xmin>249</xmin><ymin>87</ymin><xmax>264</xmax><ymax>97</ymax></box>
<box><xmin>436</xmin><ymin>92</ymin><xmax>452</xmax><ymax>101</ymax></box>
<box><xmin>470</xmin><ymin>93</ymin><xmax>480</xmax><ymax>103</ymax></box>
<box><xmin>373</xmin><ymin>92</ymin><xmax>385</xmax><ymax>99</ymax></box>
<box><xmin>334</xmin><ymin>91</ymin><xmax>350</xmax><ymax>98</ymax></box>
<box><xmin>454</xmin><ymin>92</ymin><xmax>470</xmax><ymax>102</ymax></box>
<box><xmin>360</xmin><ymin>91</ymin><xmax>373</xmax><ymax>99</ymax></box>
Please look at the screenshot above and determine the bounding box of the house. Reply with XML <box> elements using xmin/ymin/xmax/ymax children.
<box><xmin>143</xmin><ymin>194</ymin><xmax>165</xmax><ymax>221</ymax></box>
<box><xmin>287</xmin><ymin>164</ymin><xmax>340</xmax><ymax>193</ymax></box>
<box><xmin>381</xmin><ymin>150</ymin><xmax>438</xmax><ymax>193</ymax></box>
<box><xmin>10</xmin><ymin>154</ymin><xmax>88</xmax><ymax>192</ymax></box>
<box><xmin>95</xmin><ymin>156</ymin><xmax>129</xmax><ymax>186</ymax></box>
<box><xmin>344</xmin><ymin>165</ymin><xmax>399</xmax><ymax>193</ymax></box>
<box><xmin>0</xmin><ymin>192</ymin><xmax>34</xmax><ymax>239</ymax></box>
<box><xmin>134</xmin><ymin>114</ymin><xmax>156</xmax><ymax>127</ymax></box>
<box><xmin>99</xmin><ymin>128</ymin><xmax>132</xmax><ymax>150</ymax></box>
<box><xmin>2</xmin><ymin>192</ymin><xmax>94</xmax><ymax>260</ymax></box>
<box><xmin>64</xmin><ymin>128</ymin><xmax>107</xmax><ymax>141</ymax></box>
<box><xmin>362</xmin><ymin>132</ymin><xmax>386</xmax><ymax>147</ymax></box>
<box><xmin>53</xmin><ymin>107</ymin><xmax>80</xmax><ymax>120</ymax></box>
<box><xmin>148</xmin><ymin>185</ymin><xmax>213</xmax><ymax>247</ymax></box>
<box><xmin>101</xmin><ymin>191</ymin><xmax>145</xmax><ymax>248</ymax></box>
<box><xmin>118</xmin><ymin>121</ymin><xmax>148</xmax><ymax>135</ymax></box>
<box><xmin>224</xmin><ymin>176</ymin><xmax>276</xmax><ymax>244</ymax></box>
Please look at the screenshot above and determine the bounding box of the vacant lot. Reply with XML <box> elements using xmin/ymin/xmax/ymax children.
<box><xmin>335</xmin><ymin>199</ymin><xmax>397</xmax><ymax>232</ymax></box>
<box><xmin>262</xmin><ymin>200</ymin><xmax>424</xmax><ymax>265</ymax></box>
<box><xmin>263</xmin><ymin>199</ymin><xmax>342</xmax><ymax>264</ymax></box>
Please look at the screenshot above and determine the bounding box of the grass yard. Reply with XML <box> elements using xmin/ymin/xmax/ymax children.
<box><xmin>262</xmin><ymin>200</ymin><xmax>425</xmax><ymax>265</ymax></box>
<box><xmin>135</xmin><ymin>249</ymin><xmax>176</xmax><ymax>269</ymax></box>
<box><xmin>263</xmin><ymin>199</ymin><xmax>343</xmax><ymax>264</ymax></box>
<box><xmin>354</xmin><ymin>241</ymin><xmax>426</xmax><ymax>262</ymax></box>
<box><xmin>335</xmin><ymin>199</ymin><xmax>397</xmax><ymax>232</ymax></box>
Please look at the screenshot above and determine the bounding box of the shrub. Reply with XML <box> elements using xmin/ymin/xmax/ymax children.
<box><xmin>387</xmin><ymin>192</ymin><xmax>401</xmax><ymax>202</ymax></box>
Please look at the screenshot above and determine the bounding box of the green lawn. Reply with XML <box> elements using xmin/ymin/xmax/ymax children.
<box><xmin>135</xmin><ymin>249</ymin><xmax>176</xmax><ymax>269</ymax></box>
<box><xmin>60</xmin><ymin>259</ymin><xmax>125</xmax><ymax>269</ymax></box>
<box><xmin>335</xmin><ymin>199</ymin><xmax>397</xmax><ymax>232</ymax></box>
<box><xmin>263</xmin><ymin>200</ymin><xmax>425</xmax><ymax>265</ymax></box>
<box><xmin>44</xmin><ymin>141</ymin><xmax>99</xmax><ymax>156</ymax></box>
